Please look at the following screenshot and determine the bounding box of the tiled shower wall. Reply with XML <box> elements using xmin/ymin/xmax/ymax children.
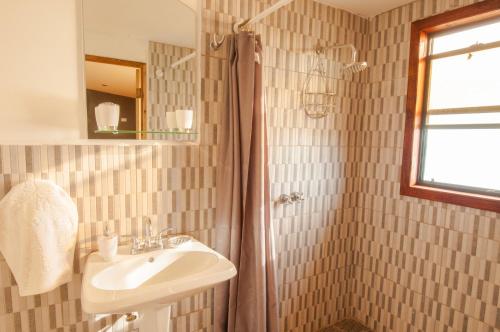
<box><xmin>204</xmin><ymin>0</ymin><xmax>370</xmax><ymax>330</ymax></box>
<box><xmin>0</xmin><ymin>0</ymin><xmax>365</xmax><ymax>331</ymax></box>
<box><xmin>351</xmin><ymin>0</ymin><xmax>500</xmax><ymax>331</ymax></box>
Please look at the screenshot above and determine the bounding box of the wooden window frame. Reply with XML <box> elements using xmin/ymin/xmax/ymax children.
<box><xmin>400</xmin><ymin>0</ymin><xmax>500</xmax><ymax>213</ymax></box>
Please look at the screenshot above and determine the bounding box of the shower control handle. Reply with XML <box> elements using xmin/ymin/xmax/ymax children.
<box><xmin>290</xmin><ymin>192</ymin><xmax>304</xmax><ymax>202</ymax></box>
<box><xmin>278</xmin><ymin>194</ymin><xmax>293</xmax><ymax>205</ymax></box>
<box><xmin>278</xmin><ymin>192</ymin><xmax>305</xmax><ymax>205</ymax></box>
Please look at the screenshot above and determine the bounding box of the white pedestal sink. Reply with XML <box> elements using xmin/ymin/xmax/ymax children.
<box><xmin>82</xmin><ymin>238</ymin><xmax>236</xmax><ymax>332</ymax></box>
<box><xmin>140</xmin><ymin>306</ymin><xmax>171</xmax><ymax>332</ymax></box>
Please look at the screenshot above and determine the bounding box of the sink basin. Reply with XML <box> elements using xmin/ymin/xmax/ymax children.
<box><xmin>82</xmin><ymin>239</ymin><xmax>236</xmax><ymax>314</ymax></box>
<box><xmin>91</xmin><ymin>251</ymin><xmax>219</xmax><ymax>291</ymax></box>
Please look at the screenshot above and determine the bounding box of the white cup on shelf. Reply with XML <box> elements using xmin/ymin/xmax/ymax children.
<box><xmin>95</xmin><ymin>102</ymin><xmax>120</xmax><ymax>130</ymax></box>
<box><xmin>175</xmin><ymin>109</ymin><xmax>194</xmax><ymax>132</ymax></box>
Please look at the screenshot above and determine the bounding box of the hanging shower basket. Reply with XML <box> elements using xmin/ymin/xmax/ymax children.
<box><xmin>301</xmin><ymin>41</ymin><xmax>368</xmax><ymax>119</ymax></box>
<box><xmin>300</xmin><ymin>48</ymin><xmax>337</xmax><ymax>119</ymax></box>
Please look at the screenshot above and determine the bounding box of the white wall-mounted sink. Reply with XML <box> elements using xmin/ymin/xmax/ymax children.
<box><xmin>90</xmin><ymin>250</ymin><xmax>219</xmax><ymax>292</ymax></box>
<box><xmin>82</xmin><ymin>238</ymin><xmax>236</xmax><ymax>331</ymax></box>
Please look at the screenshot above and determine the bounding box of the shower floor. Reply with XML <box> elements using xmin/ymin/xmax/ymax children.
<box><xmin>320</xmin><ymin>319</ymin><xmax>372</xmax><ymax>332</ymax></box>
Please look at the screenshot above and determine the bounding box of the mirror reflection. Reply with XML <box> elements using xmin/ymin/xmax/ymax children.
<box><xmin>83</xmin><ymin>0</ymin><xmax>198</xmax><ymax>140</ymax></box>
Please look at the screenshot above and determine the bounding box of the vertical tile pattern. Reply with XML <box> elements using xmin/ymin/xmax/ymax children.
<box><xmin>0</xmin><ymin>0</ymin><xmax>366</xmax><ymax>331</ymax></box>
<box><xmin>2</xmin><ymin>0</ymin><xmax>498</xmax><ymax>332</ymax></box>
<box><xmin>202</xmin><ymin>0</ymin><xmax>367</xmax><ymax>330</ymax></box>
<box><xmin>0</xmin><ymin>145</ymin><xmax>212</xmax><ymax>332</ymax></box>
<box><xmin>148</xmin><ymin>41</ymin><xmax>197</xmax><ymax>141</ymax></box>
<box><xmin>352</xmin><ymin>0</ymin><xmax>500</xmax><ymax>331</ymax></box>
<box><xmin>258</xmin><ymin>0</ymin><xmax>367</xmax><ymax>329</ymax></box>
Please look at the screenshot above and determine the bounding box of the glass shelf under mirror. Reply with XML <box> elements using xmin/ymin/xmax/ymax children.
<box><xmin>95</xmin><ymin>130</ymin><xmax>198</xmax><ymax>141</ymax></box>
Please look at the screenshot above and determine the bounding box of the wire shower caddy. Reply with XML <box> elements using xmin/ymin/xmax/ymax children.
<box><xmin>300</xmin><ymin>47</ymin><xmax>338</xmax><ymax>119</ymax></box>
<box><xmin>301</xmin><ymin>42</ymin><xmax>368</xmax><ymax>119</ymax></box>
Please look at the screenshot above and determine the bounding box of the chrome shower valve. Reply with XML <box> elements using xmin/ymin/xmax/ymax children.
<box><xmin>278</xmin><ymin>194</ymin><xmax>294</xmax><ymax>205</ymax></box>
<box><xmin>290</xmin><ymin>192</ymin><xmax>304</xmax><ymax>202</ymax></box>
<box><xmin>278</xmin><ymin>192</ymin><xmax>305</xmax><ymax>205</ymax></box>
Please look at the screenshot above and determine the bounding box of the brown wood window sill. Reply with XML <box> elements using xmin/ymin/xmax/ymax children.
<box><xmin>401</xmin><ymin>183</ymin><xmax>500</xmax><ymax>213</ymax></box>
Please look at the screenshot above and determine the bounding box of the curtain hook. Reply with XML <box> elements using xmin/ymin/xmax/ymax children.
<box><xmin>210</xmin><ymin>34</ymin><xmax>225</xmax><ymax>51</ymax></box>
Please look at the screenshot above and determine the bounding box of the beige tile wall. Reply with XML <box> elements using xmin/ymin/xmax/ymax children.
<box><xmin>0</xmin><ymin>0</ymin><xmax>365</xmax><ymax>331</ymax></box>
<box><xmin>204</xmin><ymin>0</ymin><xmax>368</xmax><ymax>330</ymax></box>
<box><xmin>352</xmin><ymin>0</ymin><xmax>500</xmax><ymax>331</ymax></box>
<box><xmin>0</xmin><ymin>145</ymin><xmax>213</xmax><ymax>332</ymax></box>
<box><xmin>148</xmin><ymin>41</ymin><xmax>197</xmax><ymax>141</ymax></box>
<box><xmin>1</xmin><ymin>0</ymin><xmax>498</xmax><ymax>331</ymax></box>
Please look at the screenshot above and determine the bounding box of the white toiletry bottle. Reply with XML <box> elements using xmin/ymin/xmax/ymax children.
<box><xmin>98</xmin><ymin>224</ymin><xmax>118</xmax><ymax>261</ymax></box>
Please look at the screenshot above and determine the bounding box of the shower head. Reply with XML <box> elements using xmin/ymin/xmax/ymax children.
<box><xmin>344</xmin><ymin>61</ymin><xmax>368</xmax><ymax>74</ymax></box>
<box><xmin>314</xmin><ymin>42</ymin><xmax>368</xmax><ymax>75</ymax></box>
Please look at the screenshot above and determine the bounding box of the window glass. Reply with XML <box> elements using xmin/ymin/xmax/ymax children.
<box><xmin>431</xmin><ymin>19</ymin><xmax>500</xmax><ymax>55</ymax></box>
<box><xmin>402</xmin><ymin>3</ymin><xmax>500</xmax><ymax>211</ymax></box>
<box><xmin>421</xmin><ymin>129</ymin><xmax>500</xmax><ymax>192</ymax></box>
<box><xmin>427</xmin><ymin>47</ymin><xmax>500</xmax><ymax>109</ymax></box>
<box><xmin>427</xmin><ymin>112</ymin><xmax>500</xmax><ymax>125</ymax></box>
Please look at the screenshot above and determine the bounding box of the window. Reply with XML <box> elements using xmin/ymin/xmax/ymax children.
<box><xmin>401</xmin><ymin>0</ymin><xmax>500</xmax><ymax>212</ymax></box>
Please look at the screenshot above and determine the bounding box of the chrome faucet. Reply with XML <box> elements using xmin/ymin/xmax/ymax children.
<box><xmin>157</xmin><ymin>226</ymin><xmax>175</xmax><ymax>239</ymax></box>
<box><xmin>145</xmin><ymin>217</ymin><xmax>154</xmax><ymax>246</ymax></box>
<box><xmin>130</xmin><ymin>218</ymin><xmax>176</xmax><ymax>255</ymax></box>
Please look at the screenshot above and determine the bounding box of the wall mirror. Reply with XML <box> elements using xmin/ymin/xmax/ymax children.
<box><xmin>82</xmin><ymin>0</ymin><xmax>200</xmax><ymax>142</ymax></box>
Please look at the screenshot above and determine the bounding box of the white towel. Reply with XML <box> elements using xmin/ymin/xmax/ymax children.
<box><xmin>0</xmin><ymin>180</ymin><xmax>78</xmax><ymax>296</ymax></box>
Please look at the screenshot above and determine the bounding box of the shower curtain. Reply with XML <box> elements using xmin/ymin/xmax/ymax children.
<box><xmin>214</xmin><ymin>32</ymin><xmax>279</xmax><ymax>332</ymax></box>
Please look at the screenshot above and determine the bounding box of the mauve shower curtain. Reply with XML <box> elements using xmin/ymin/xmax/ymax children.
<box><xmin>214</xmin><ymin>32</ymin><xmax>279</xmax><ymax>332</ymax></box>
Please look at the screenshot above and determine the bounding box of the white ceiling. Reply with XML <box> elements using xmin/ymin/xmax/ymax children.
<box><xmin>85</xmin><ymin>61</ymin><xmax>137</xmax><ymax>98</ymax></box>
<box><xmin>315</xmin><ymin>0</ymin><xmax>415</xmax><ymax>17</ymax></box>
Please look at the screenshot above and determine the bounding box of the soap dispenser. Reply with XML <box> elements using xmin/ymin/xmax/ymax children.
<box><xmin>98</xmin><ymin>223</ymin><xmax>118</xmax><ymax>261</ymax></box>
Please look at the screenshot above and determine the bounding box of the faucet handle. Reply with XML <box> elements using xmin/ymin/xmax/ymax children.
<box><xmin>143</xmin><ymin>217</ymin><xmax>153</xmax><ymax>237</ymax></box>
<box><xmin>157</xmin><ymin>227</ymin><xmax>176</xmax><ymax>239</ymax></box>
<box><xmin>131</xmin><ymin>236</ymin><xmax>143</xmax><ymax>254</ymax></box>
<box><xmin>278</xmin><ymin>194</ymin><xmax>293</xmax><ymax>205</ymax></box>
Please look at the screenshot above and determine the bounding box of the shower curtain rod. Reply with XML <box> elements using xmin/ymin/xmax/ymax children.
<box><xmin>233</xmin><ymin>0</ymin><xmax>294</xmax><ymax>32</ymax></box>
<box><xmin>210</xmin><ymin>0</ymin><xmax>294</xmax><ymax>50</ymax></box>
<box><xmin>171</xmin><ymin>51</ymin><xmax>196</xmax><ymax>69</ymax></box>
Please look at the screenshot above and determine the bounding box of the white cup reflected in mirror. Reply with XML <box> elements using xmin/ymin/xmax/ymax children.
<box><xmin>166</xmin><ymin>111</ymin><xmax>177</xmax><ymax>131</ymax></box>
<box><xmin>175</xmin><ymin>109</ymin><xmax>194</xmax><ymax>132</ymax></box>
<box><xmin>95</xmin><ymin>102</ymin><xmax>120</xmax><ymax>131</ymax></box>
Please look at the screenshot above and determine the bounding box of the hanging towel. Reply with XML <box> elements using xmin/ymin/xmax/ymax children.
<box><xmin>0</xmin><ymin>179</ymin><xmax>78</xmax><ymax>296</ymax></box>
